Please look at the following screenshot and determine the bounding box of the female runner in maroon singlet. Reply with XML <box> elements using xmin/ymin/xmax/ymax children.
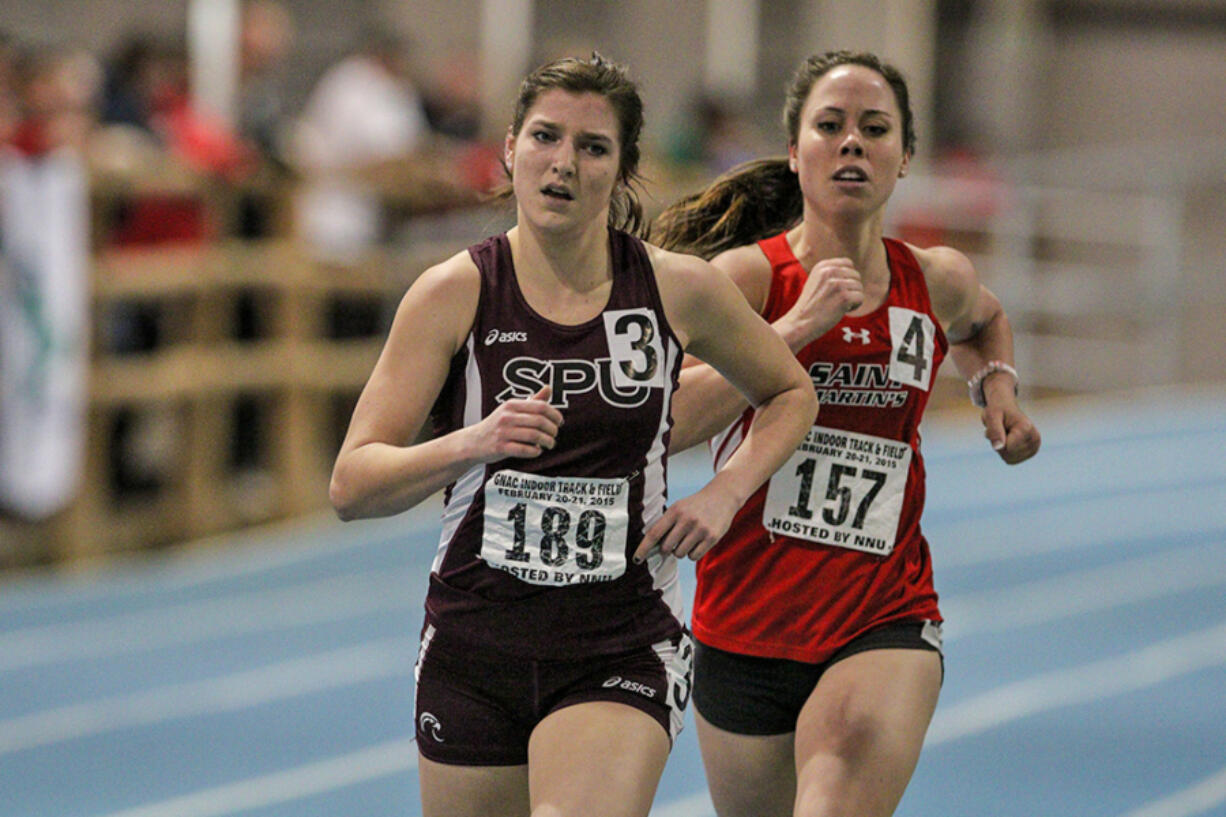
<box><xmin>330</xmin><ymin>54</ymin><xmax>815</xmax><ymax>817</ymax></box>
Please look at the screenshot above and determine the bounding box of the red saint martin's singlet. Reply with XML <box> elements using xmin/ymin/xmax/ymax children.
<box><xmin>425</xmin><ymin>230</ymin><xmax>687</xmax><ymax>660</ymax></box>
<box><xmin>692</xmin><ymin>233</ymin><xmax>947</xmax><ymax>663</ymax></box>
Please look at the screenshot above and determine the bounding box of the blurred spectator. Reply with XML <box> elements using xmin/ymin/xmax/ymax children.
<box><xmin>291</xmin><ymin>26</ymin><xmax>429</xmax><ymax>266</ymax></box>
<box><xmin>666</xmin><ymin>93</ymin><xmax>761</xmax><ymax>174</ymax></box>
<box><xmin>422</xmin><ymin>52</ymin><xmax>481</xmax><ymax>142</ymax></box>
<box><xmin>93</xmin><ymin>33</ymin><xmax>258</xmax><ymax>497</ymax></box>
<box><xmin>94</xmin><ymin>34</ymin><xmax>257</xmax><ymax>247</ymax></box>
<box><xmin>99</xmin><ymin>32</ymin><xmax>256</xmax><ymax>179</ymax></box>
<box><xmin>0</xmin><ymin>31</ymin><xmax>25</xmax><ymax>146</ymax></box>
<box><xmin>237</xmin><ymin>0</ymin><xmax>295</xmax><ymax>165</ymax></box>
<box><xmin>99</xmin><ymin>34</ymin><xmax>167</xmax><ymax>132</ymax></box>
<box><xmin>234</xmin><ymin>0</ymin><xmax>296</xmax><ymax>238</ymax></box>
<box><xmin>92</xmin><ymin>35</ymin><xmax>194</xmax><ymax>247</ymax></box>
<box><xmin>10</xmin><ymin>46</ymin><xmax>100</xmax><ymax>157</ymax></box>
<box><xmin>418</xmin><ymin>51</ymin><xmax>504</xmax><ymax>195</ymax></box>
<box><xmin>152</xmin><ymin>42</ymin><xmax>254</xmax><ymax>182</ymax></box>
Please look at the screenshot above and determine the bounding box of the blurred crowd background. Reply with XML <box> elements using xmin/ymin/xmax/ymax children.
<box><xmin>1</xmin><ymin>0</ymin><xmax>1224</xmax><ymax>571</ymax></box>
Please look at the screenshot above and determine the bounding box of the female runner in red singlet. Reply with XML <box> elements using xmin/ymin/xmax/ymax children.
<box><xmin>652</xmin><ymin>51</ymin><xmax>1041</xmax><ymax>817</ymax></box>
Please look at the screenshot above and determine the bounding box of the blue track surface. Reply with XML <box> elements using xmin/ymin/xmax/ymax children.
<box><xmin>3</xmin><ymin>386</ymin><xmax>1224</xmax><ymax>817</ymax></box>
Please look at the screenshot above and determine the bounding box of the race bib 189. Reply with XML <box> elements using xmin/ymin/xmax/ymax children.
<box><xmin>482</xmin><ymin>469</ymin><xmax>629</xmax><ymax>585</ymax></box>
<box><xmin>762</xmin><ymin>426</ymin><xmax>911</xmax><ymax>556</ymax></box>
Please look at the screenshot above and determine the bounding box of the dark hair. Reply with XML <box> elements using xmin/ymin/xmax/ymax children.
<box><xmin>650</xmin><ymin>158</ymin><xmax>800</xmax><ymax>260</ymax></box>
<box><xmin>501</xmin><ymin>52</ymin><xmax>647</xmax><ymax>235</ymax></box>
<box><xmin>783</xmin><ymin>50</ymin><xmax>915</xmax><ymax>156</ymax></box>
<box><xmin>651</xmin><ymin>50</ymin><xmax>915</xmax><ymax>258</ymax></box>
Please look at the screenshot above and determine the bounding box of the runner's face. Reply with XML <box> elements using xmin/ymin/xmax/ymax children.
<box><xmin>789</xmin><ymin>64</ymin><xmax>910</xmax><ymax>217</ymax></box>
<box><xmin>506</xmin><ymin>89</ymin><xmax>621</xmax><ymax>234</ymax></box>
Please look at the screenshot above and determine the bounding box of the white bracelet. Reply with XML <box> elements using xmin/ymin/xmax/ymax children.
<box><xmin>967</xmin><ymin>360</ymin><xmax>1019</xmax><ymax>407</ymax></box>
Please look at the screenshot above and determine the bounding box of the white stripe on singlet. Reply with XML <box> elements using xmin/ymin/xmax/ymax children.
<box><xmin>645</xmin><ymin>338</ymin><xmax>685</xmax><ymax>626</ymax></box>
<box><xmin>414</xmin><ymin>623</ymin><xmax>436</xmax><ymax>684</ymax></box>
<box><xmin>432</xmin><ymin>334</ymin><xmax>485</xmax><ymax>573</ymax></box>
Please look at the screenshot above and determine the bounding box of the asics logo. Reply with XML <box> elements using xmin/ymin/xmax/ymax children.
<box><xmin>486</xmin><ymin>329</ymin><xmax>528</xmax><ymax>345</ymax></box>
<box><xmin>842</xmin><ymin>327</ymin><xmax>871</xmax><ymax>345</ymax></box>
<box><xmin>601</xmin><ymin>676</ymin><xmax>658</xmax><ymax>697</ymax></box>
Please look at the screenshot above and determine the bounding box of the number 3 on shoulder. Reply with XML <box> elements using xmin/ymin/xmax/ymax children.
<box><xmin>604</xmin><ymin>308</ymin><xmax>665</xmax><ymax>390</ymax></box>
<box><xmin>888</xmin><ymin>307</ymin><xmax>936</xmax><ymax>391</ymax></box>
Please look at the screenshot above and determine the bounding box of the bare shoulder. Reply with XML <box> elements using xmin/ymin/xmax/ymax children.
<box><xmin>710</xmin><ymin>243</ymin><xmax>772</xmax><ymax>312</ymax></box>
<box><xmin>642</xmin><ymin>241</ymin><xmax>771</xmax><ymax>315</ymax></box>
<box><xmin>907</xmin><ymin>242</ymin><xmax>979</xmax><ymax>323</ymax></box>
<box><xmin>391</xmin><ymin>248</ymin><xmax>482</xmax><ymax>354</ymax></box>
<box><xmin>645</xmin><ymin>242</ymin><xmax>715</xmax><ymax>284</ymax></box>
<box><xmin>644</xmin><ymin>243</ymin><xmax>742</xmax><ymax>348</ymax></box>
<box><xmin>908</xmin><ymin>242</ymin><xmax>975</xmax><ymax>289</ymax></box>
<box><xmin>645</xmin><ymin>243</ymin><xmax>722</xmax><ymax>309</ymax></box>
<box><xmin>405</xmin><ymin>248</ymin><xmax>481</xmax><ymax>302</ymax></box>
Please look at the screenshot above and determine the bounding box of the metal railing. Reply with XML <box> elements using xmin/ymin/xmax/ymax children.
<box><xmin>887</xmin><ymin>159</ymin><xmax>1190</xmax><ymax>395</ymax></box>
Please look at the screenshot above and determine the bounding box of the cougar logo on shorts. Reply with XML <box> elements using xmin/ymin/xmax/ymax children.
<box><xmin>418</xmin><ymin>711</ymin><xmax>445</xmax><ymax>742</ymax></box>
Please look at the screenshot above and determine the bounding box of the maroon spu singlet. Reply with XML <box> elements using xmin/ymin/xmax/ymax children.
<box><xmin>693</xmin><ymin>234</ymin><xmax>946</xmax><ymax>663</ymax></box>
<box><xmin>424</xmin><ymin>230</ymin><xmax>687</xmax><ymax>660</ymax></box>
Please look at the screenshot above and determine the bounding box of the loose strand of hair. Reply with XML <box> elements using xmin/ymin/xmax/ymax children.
<box><xmin>650</xmin><ymin>158</ymin><xmax>803</xmax><ymax>259</ymax></box>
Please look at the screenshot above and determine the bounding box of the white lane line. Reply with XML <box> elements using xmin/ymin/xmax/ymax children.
<box><xmin>935</xmin><ymin>483</ymin><xmax>1226</xmax><ymax>568</ymax></box>
<box><xmin>920</xmin><ymin>385</ymin><xmax>1226</xmax><ymax>459</ymax></box>
<box><xmin>8</xmin><ymin>532</ymin><xmax>1220</xmax><ymax>677</ymax></box>
<box><xmin>1117</xmin><ymin>765</ymin><xmax>1226</xmax><ymax>817</ymax></box>
<box><xmin>651</xmin><ymin>619</ymin><xmax>1226</xmax><ymax>817</ymax></box>
<box><xmin>0</xmin><ymin>518</ymin><xmax>365</xmax><ymax>614</ymax></box>
<box><xmin>95</xmin><ymin>737</ymin><xmax>419</xmax><ymax>817</ymax></box>
<box><xmin>0</xmin><ymin>567</ymin><xmax>415</xmax><ymax>673</ymax></box>
<box><xmin>926</xmin><ymin>619</ymin><xmax>1226</xmax><ymax>745</ymax></box>
<box><xmin>926</xmin><ymin>441</ymin><xmax>1225</xmax><ymax>518</ymax></box>
<box><xmin>106</xmin><ymin>736</ymin><xmax>706</xmax><ymax>817</ymax></box>
<box><xmin>942</xmin><ymin>540</ymin><xmax>1226</xmax><ymax>640</ymax></box>
<box><xmin>8</xmin><ymin>533</ymin><xmax>1218</xmax><ymax>677</ymax></box>
<box><xmin>0</xmin><ymin>637</ymin><xmax>414</xmax><ymax>757</ymax></box>
<box><xmin>7</xmin><ymin>538</ymin><xmax>1219</xmax><ymax>768</ymax></box>
<box><xmin>0</xmin><ymin>504</ymin><xmax>438</xmax><ymax>618</ymax></box>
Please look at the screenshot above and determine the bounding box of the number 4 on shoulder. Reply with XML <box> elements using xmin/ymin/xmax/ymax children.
<box><xmin>888</xmin><ymin>308</ymin><xmax>936</xmax><ymax>391</ymax></box>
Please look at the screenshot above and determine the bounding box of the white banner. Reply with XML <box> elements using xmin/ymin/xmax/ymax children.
<box><xmin>0</xmin><ymin>149</ymin><xmax>89</xmax><ymax>519</ymax></box>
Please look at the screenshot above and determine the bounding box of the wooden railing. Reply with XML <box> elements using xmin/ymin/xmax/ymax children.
<box><xmin>24</xmin><ymin>237</ymin><xmax>454</xmax><ymax>567</ymax></box>
<box><xmin>0</xmin><ymin>134</ymin><xmax>503</xmax><ymax>570</ymax></box>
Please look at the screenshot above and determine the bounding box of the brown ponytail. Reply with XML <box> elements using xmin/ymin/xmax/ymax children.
<box><xmin>649</xmin><ymin>158</ymin><xmax>802</xmax><ymax>260</ymax></box>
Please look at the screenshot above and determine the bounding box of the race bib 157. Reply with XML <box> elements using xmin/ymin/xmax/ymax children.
<box><xmin>762</xmin><ymin>426</ymin><xmax>911</xmax><ymax>556</ymax></box>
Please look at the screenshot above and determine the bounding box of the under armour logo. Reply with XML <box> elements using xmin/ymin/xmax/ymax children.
<box><xmin>418</xmin><ymin>712</ymin><xmax>445</xmax><ymax>742</ymax></box>
<box><xmin>842</xmin><ymin>327</ymin><xmax>871</xmax><ymax>344</ymax></box>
